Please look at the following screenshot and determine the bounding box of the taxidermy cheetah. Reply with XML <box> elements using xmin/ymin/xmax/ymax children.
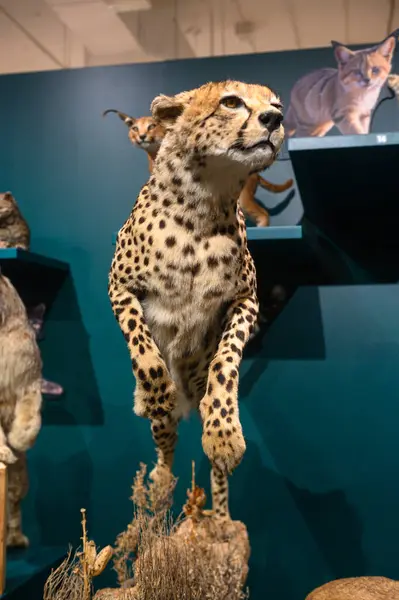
<box><xmin>103</xmin><ymin>108</ymin><xmax>292</xmax><ymax>227</ymax></box>
<box><xmin>0</xmin><ymin>272</ymin><xmax>42</xmax><ymax>546</ymax></box>
<box><xmin>108</xmin><ymin>80</ymin><xmax>285</xmax><ymax>517</ymax></box>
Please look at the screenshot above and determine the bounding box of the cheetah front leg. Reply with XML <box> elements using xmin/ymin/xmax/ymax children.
<box><xmin>200</xmin><ymin>293</ymin><xmax>259</xmax><ymax>475</ymax></box>
<box><xmin>150</xmin><ymin>414</ymin><xmax>179</xmax><ymax>483</ymax></box>
<box><xmin>109</xmin><ymin>284</ymin><xmax>177</xmax><ymax>418</ymax></box>
<box><xmin>211</xmin><ymin>466</ymin><xmax>230</xmax><ymax>518</ymax></box>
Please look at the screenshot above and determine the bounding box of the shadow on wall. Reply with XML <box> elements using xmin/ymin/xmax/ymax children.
<box><xmin>33</xmin><ymin>438</ymin><xmax>93</xmax><ymax>546</ymax></box>
<box><xmin>215</xmin><ymin>439</ymin><xmax>365</xmax><ymax>600</ymax></box>
<box><xmin>287</xmin><ymin>480</ymin><xmax>366</xmax><ymax>583</ymax></box>
<box><xmin>257</xmin><ymin>188</ymin><xmax>297</xmax><ymax>221</ymax></box>
<box><xmin>242</xmin><ymin>287</ymin><xmax>326</xmax><ymax>397</ymax></box>
<box><xmin>40</xmin><ymin>274</ymin><xmax>104</xmax><ymax>427</ymax></box>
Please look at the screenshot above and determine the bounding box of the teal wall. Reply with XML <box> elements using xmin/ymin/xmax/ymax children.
<box><xmin>1</xmin><ymin>45</ymin><xmax>399</xmax><ymax>599</ymax></box>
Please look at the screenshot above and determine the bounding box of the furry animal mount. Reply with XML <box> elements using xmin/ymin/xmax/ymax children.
<box><xmin>285</xmin><ymin>29</ymin><xmax>398</xmax><ymax>137</ymax></box>
<box><xmin>104</xmin><ymin>108</ymin><xmax>290</xmax><ymax>227</ymax></box>
<box><xmin>95</xmin><ymin>463</ymin><xmax>249</xmax><ymax>600</ymax></box>
<box><xmin>0</xmin><ymin>273</ymin><xmax>42</xmax><ymax>547</ymax></box>
<box><xmin>306</xmin><ymin>576</ymin><xmax>399</xmax><ymax>599</ymax></box>
<box><xmin>103</xmin><ymin>109</ymin><xmax>165</xmax><ymax>174</ymax></box>
<box><xmin>109</xmin><ymin>80</ymin><xmax>285</xmax><ymax>519</ymax></box>
<box><xmin>239</xmin><ymin>172</ymin><xmax>293</xmax><ymax>227</ymax></box>
<box><xmin>27</xmin><ymin>303</ymin><xmax>64</xmax><ymax>398</ymax></box>
<box><xmin>0</xmin><ymin>192</ymin><xmax>30</xmax><ymax>250</ymax></box>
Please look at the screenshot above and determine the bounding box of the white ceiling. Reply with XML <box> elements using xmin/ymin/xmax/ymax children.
<box><xmin>0</xmin><ymin>0</ymin><xmax>397</xmax><ymax>74</ymax></box>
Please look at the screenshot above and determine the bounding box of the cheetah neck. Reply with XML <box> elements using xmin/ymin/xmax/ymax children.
<box><xmin>150</xmin><ymin>136</ymin><xmax>249</xmax><ymax>215</ymax></box>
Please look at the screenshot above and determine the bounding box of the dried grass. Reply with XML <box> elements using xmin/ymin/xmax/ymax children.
<box><xmin>133</xmin><ymin>524</ymin><xmax>249</xmax><ymax>600</ymax></box>
<box><xmin>43</xmin><ymin>547</ymin><xmax>85</xmax><ymax>600</ymax></box>
<box><xmin>43</xmin><ymin>509</ymin><xmax>113</xmax><ymax>600</ymax></box>
<box><xmin>113</xmin><ymin>462</ymin><xmax>177</xmax><ymax>586</ymax></box>
<box><xmin>112</xmin><ymin>462</ymin><xmax>249</xmax><ymax>600</ymax></box>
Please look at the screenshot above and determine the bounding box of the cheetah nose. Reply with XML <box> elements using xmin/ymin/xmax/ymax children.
<box><xmin>258</xmin><ymin>110</ymin><xmax>283</xmax><ymax>131</ymax></box>
<box><xmin>140</xmin><ymin>134</ymin><xmax>146</xmax><ymax>141</ymax></box>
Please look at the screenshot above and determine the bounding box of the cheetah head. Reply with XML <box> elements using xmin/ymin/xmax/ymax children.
<box><xmin>151</xmin><ymin>80</ymin><xmax>285</xmax><ymax>172</ymax></box>
<box><xmin>103</xmin><ymin>109</ymin><xmax>165</xmax><ymax>152</ymax></box>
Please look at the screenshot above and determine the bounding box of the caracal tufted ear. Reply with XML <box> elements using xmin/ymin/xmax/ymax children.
<box><xmin>103</xmin><ymin>109</ymin><xmax>136</xmax><ymax>128</ymax></box>
<box><xmin>151</xmin><ymin>90</ymin><xmax>194</xmax><ymax>125</ymax></box>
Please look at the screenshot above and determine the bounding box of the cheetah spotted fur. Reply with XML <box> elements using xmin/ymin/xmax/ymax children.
<box><xmin>108</xmin><ymin>80</ymin><xmax>285</xmax><ymax>518</ymax></box>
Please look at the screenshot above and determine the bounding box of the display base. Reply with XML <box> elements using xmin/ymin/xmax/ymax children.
<box><xmin>306</xmin><ymin>576</ymin><xmax>399</xmax><ymax>599</ymax></box>
<box><xmin>94</xmin><ymin>517</ymin><xmax>249</xmax><ymax>600</ymax></box>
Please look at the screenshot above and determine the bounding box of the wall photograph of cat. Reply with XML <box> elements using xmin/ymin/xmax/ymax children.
<box><xmin>285</xmin><ymin>29</ymin><xmax>399</xmax><ymax>138</ymax></box>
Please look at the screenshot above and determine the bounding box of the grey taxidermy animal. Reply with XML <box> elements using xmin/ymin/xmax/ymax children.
<box><xmin>0</xmin><ymin>270</ymin><xmax>42</xmax><ymax>546</ymax></box>
<box><xmin>0</xmin><ymin>191</ymin><xmax>30</xmax><ymax>250</ymax></box>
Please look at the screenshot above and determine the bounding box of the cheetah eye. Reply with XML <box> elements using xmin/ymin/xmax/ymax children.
<box><xmin>220</xmin><ymin>95</ymin><xmax>244</xmax><ymax>109</ymax></box>
<box><xmin>132</xmin><ymin>126</ymin><xmax>139</xmax><ymax>132</ymax></box>
<box><xmin>147</xmin><ymin>124</ymin><xmax>155</xmax><ymax>131</ymax></box>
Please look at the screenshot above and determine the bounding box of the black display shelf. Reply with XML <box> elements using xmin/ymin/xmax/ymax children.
<box><xmin>289</xmin><ymin>131</ymin><xmax>399</xmax><ymax>282</ymax></box>
<box><xmin>0</xmin><ymin>248</ymin><xmax>69</xmax><ymax>271</ymax></box>
<box><xmin>0</xmin><ymin>249</ymin><xmax>69</xmax><ymax>308</ymax></box>
<box><xmin>2</xmin><ymin>545</ymin><xmax>66</xmax><ymax>599</ymax></box>
<box><xmin>247</xmin><ymin>224</ymin><xmax>322</xmax><ymax>286</ymax></box>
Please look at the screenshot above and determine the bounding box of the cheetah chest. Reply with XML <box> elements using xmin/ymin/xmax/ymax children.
<box><xmin>140</xmin><ymin>225</ymin><xmax>243</xmax><ymax>359</ymax></box>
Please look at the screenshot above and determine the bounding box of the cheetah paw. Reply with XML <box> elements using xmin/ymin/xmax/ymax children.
<box><xmin>0</xmin><ymin>445</ymin><xmax>17</xmax><ymax>465</ymax></box>
<box><xmin>202</xmin><ymin>422</ymin><xmax>246</xmax><ymax>475</ymax></box>
<box><xmin>133</xmin><ymin>378</ymin><xmax>177</xmax><ymax>418</ymax></box>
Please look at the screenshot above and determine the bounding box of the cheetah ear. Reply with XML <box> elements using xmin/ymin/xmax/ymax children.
<box><xmin>103</xmin><ymin>109</ymin><xmax>136</xmax><ymax>128</ymax></box>
<box><xmin>151</xmin><ymin>90</ymin><xmax>193</xmax><ymax>125</ymax></box>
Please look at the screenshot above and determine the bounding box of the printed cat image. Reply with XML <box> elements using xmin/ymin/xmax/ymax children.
<box><xmin>306</xmin><ymin>576</ymin><xmax>399</xmax><ymax>599</ymax></box>
<box><xmin>285</xmin><ymin>31</ymin><xmax>398</xmax><ymax>137</ymax></box>
<box><xmin>0</xmin><ymin>272</ymin><xmax>42</xmax><ymax>547</ymax></box>
<box><xmin>0</xmin><ymin>192</ymin><xmax>30</xmax><ymax>250</ymax></box>
<box><xmin>104</xmin><ymin>108</ymin><xmax>293</xmax><ymax>226</ymax></box>
<box><xmin>27</xmin><ymin>303</ymin><xmax>64</xmax><ymax>398</ymax></box>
